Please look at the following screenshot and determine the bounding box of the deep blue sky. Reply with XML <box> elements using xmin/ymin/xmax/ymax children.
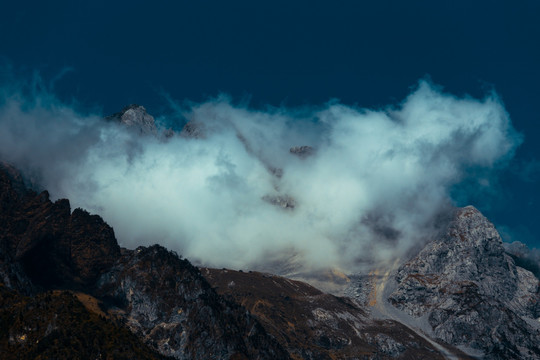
<box><xmin>1</xmin><ymin>1</ymin><xmax>540</xmax><ymax>247</ymax></box>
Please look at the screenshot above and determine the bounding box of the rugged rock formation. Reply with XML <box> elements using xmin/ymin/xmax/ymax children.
<box><xmin>96</xmin><ymin>245</ymin><xmax>290</xmax><ymax>360</ymax></box>
<box><xmin>181</xmin><ymin>121</ymin><xmax>205</xmax><ymax>139</ymax></box>
<box><xmin>0</xmin><ymin>162</ymin><xmax>121</xmax><ymax>290</ymax></box>
<box><xmin>388</xmin><ymin>206</ymin><xmax>540</xmax><ymax>359</ymax></box>
<box><xmin>0</xmin><ymin>164</ymin><xmax>290</xmax><ymax>359</ymax></box>
<box><xmin>106</xmin><ymin>104</ymin><xmax>158</xmax><ymax>135</ymax></box>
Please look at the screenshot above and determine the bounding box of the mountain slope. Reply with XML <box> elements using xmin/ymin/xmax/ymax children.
<box><xmin>386</xmin><ymin>206</ymin><xmax>540</xmax><ymax>359</ymax></box>
<box><xmin>202</xmin><ymin>267</ymin><xmax>472</xmax><ymax>359</ymax></box>
<box><xmin>0</xmin><ymin>163</ymin><xmax>290</xmax><ymax>359</ymax></box>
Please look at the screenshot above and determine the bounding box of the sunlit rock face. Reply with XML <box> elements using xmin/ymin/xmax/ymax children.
<box><xmin>389</xmin><ymin>206</ymin><xmax>540</xmax><ymax>359</ymax></box>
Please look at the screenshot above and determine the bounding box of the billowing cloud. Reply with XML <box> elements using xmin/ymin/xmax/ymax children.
<box><xmin>0</xmin><ymin>77</ymin><xmax>522</xmax><ymax>274</ymax></box>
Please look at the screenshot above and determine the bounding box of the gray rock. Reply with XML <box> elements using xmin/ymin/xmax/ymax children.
<box><xmin>96</xmin><ymin>245</ymin><xmax>290</xmax><ymax>360</ymax></box>
<box><xmin>106</xmin><ymin>104</ymin><xmax>158</xmax><ymax>135</ymax></box>
<box><xmin>388</xmin><ymin>206</ymin><xmax>540</xmax><ymax>359</ymax></box>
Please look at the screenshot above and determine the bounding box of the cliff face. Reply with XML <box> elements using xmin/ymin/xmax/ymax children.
<box><xmin>96</xmin><ymin>245</ymin><xmax>290</xmax><ymax>360</ymax></box>
<box><xmin>388</xmin><ymin>206</ymin><xmax>540</xmax><ymax>359</ymax></box>
<box><xmin>0</xmin><ymin>162</ymin><xmax>121</xmax><ymax>291</ymax></box>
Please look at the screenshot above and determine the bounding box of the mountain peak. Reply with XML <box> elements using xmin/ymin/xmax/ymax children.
<box><xmin>387</xmin><ymin>206</ymin><xmax>540</xmax><ymax>358</ymax></box>
<box><xmin>106</xmin><ymin>104</ymin><xmax>157</xmax><ymax>135</ymax></box>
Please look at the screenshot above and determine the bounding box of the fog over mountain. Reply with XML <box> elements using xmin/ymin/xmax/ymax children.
<box><xmin>0</xmin><ymin>77</ymin><xmax>522</xmax><ymax>273</ymax></box>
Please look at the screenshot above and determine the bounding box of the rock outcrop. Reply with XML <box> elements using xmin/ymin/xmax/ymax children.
<box><xmin>106</xmin><ymin>104</ymin><xmax>158</xmax><ymax>135</ymax></box>
<box><xmin>388</xmin><ymin>206</ymin><xmax>540</xmax><ymax>359</ymax></box>
<box><xmin>0</xmin><ymin>162</ymin><xmax>121</xmax><ymax>290</ymax></box>
<box><xmin>96</xmin><ymin>245</ymin><xmax>290</xmax><ymax>360</ymax></box>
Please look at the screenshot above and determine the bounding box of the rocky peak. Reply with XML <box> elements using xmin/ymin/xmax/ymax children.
<box><xmin>388</xmin><ymin>205</ymin><xmax>540</xmax><ymax>359</ymax></box>
<box><xmin>106</xmin><ymin>104</ymin><xmax>158</xmax><ymax>135</ymax></box>
<box><xmin>396</xmin><ymin>206</ymin><xmax>518</xmax><ymax>300</ymax></box>
<box><xmin>0</xmin><ymin>164</ymin><xmax>121</xmax><ymax>290</ymax></box>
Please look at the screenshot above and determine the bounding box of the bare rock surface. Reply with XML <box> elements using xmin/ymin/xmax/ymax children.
<box><xmin>106</xmin><ymin>104</ymin><xmax>158</xmax><ymax>135</ymax></box>
<box><xmin>0</xmin><ymin>164</ymin><xmax>289</xmax><ymax>359</ymax></box>
<box><xmin>388</xmin><ymin>206</ymin><xmax>540</xmax><ymax>359</ymax></box>
<box><xmin>96</xmin><ymin>245</ymin><xmax>290</xmax><ymax>360</ymax></box>
<box><xmin>0</xmin><ymin>162</ymin><xmax>121</xmax><ymax>290</ymax></box>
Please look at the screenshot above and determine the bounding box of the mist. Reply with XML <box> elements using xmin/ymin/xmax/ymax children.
<box><xmin>0</xmin><ymin>78</ymin><xmax>522</xmax><ymax>274</ymax></box>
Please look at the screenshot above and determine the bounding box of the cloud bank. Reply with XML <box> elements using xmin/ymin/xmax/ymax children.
<box><xmin>0</xmin><ymin>78</ymin><xmax>522</xmax><ymax>274</ymax></box>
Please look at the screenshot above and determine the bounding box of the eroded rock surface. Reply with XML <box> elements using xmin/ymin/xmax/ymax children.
<box><xmin>106</xmin><ymin>104</ymin><xmax>158</xmax><ymax>135</ymax></box>
<box><xmin>388</xmin><ymin>206</ymin><xmax>540</xmax><ymax>359</ymax></box>
<box><xmin>97</xmin><ymin>245</ymin><xmax>290</xmax><ymax>360</ymax></box>
<box><xmin>0</xmin><ymin>163</ymin><xmax>121</xmax><ymax>290</ymax></box>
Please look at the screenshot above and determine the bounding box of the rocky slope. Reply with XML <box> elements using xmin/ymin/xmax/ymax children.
<box><xmin>202</xmin><ymin>267</ymin><xmax>471</xmax><ymax>359</ymax></box>
<box><xmin>385</xmin><ymin>206</ymin><xmax>540</xmax><ymax>359</ymax></box>
<box><xmin>96</xmin><ymin>245</ymin><xmax>289</xmax><ymax>360</ymax></box>
<box><xmin>0</xmin><ymin>285</ymin><xmax>170</xmax><ymax>359</ymax></box>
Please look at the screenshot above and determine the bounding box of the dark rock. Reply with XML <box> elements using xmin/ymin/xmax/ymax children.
<box><xmin>96</xmin><ymin>245</ymin><xmax>290</xmax><ymax>359</ymax></box>
<box><xmin>202</xmin><ymin>267</ymin><xmax>457</xmax><ymax>359</ymax></box>
<box><xmin>0</xmin><ymin>163</ymin><xmax>121</xmax><ymax>290</ymax></box>
<box><xmin>0</xmin><ymin>285</ymin><xmax>170</xmax><ymax>359</ymax></box>
<box><xmin>290</xmin><ymin>146</ymin><xmax>315</xmax><ymax>158</ymax></box>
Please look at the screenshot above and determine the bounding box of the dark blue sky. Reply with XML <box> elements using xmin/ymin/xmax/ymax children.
<box><xmin>1</xmin><ymin>1</ymin><xmax>540</xmax><ymax>246</ymax></box>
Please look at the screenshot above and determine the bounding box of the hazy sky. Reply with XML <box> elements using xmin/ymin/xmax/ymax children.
<box><xmin>1</xmin><ymin>1</ymin><xmax>539</xmax><ymax>255</ymax></box>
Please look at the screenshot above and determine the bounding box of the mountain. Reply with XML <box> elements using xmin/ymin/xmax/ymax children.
<box><xmin>386</xmin><ymin>206</ymin><xmax>540</xmax><ymax>359</ymax></box>
<box><xmin>344</xmin><ymin>206</ymin><xmax>540</xmax><ymax>359</ymax></box>
<box><xmin>106</xmin><ymin>104</ymin><xmax>158</xmax><ymax>136</ymax></box>
<box><xmin>0</xmin><ymin>162</ymin><xmax>289</xmax><ymax>359</ymax></box>
<box><xmin>202</xmin><ymin>267</ymin><xmax>470</xmax><ymax>359</ymax></box>
<box><xmin>1</xmin><ymin>105</ymin><xmax>540</xmax><ymax>359</ymax></box>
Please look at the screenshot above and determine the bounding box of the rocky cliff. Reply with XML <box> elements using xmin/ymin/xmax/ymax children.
<box><xmin>387</xmin><ymin>206</ymin><xmax>540</xmax><ymax>359</ymax></box>
<box><xmin>96</xmin><ymin>245</ymin><xmax>289</xmax><ymax>359</ymax></box>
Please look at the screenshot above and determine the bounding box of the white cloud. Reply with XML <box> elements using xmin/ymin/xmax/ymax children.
<box><xmin>0</xmin><ymin>78</ymin><xmax>522</xmax><ymax>274</ymax></box>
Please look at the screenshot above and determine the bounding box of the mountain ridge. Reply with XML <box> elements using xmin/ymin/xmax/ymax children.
<box><xmin>0</xmin><ymin>104</ymin><xmax>539</xmax><ymax>359</ymax></box>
